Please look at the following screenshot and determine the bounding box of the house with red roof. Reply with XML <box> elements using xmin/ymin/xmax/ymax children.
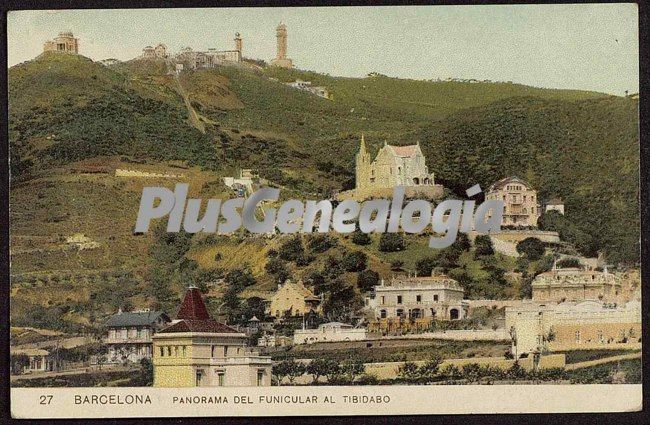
<box><xmin>152</xmin><ymin>286</ymin><xmax>272</xmax><ymax>387</ymax></box>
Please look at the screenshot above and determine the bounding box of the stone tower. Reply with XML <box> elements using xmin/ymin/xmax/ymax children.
<box><xmin>270</xmin><ymin>23</ymin><xmax>293</xmax><ymax>68</ymax></box>
<box><xmin>234</xmin><ymin>32</ymin><xmax>242</xmax><ymax>55</ymax></box>
<box><xmin>276</xmin><ymin>24</ymin><xmax>287</xmax><ymax>59</ymax></box>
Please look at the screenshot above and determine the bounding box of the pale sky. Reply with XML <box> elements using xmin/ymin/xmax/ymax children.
<box><xmin>7</xmin><ymin>5</ymin><xmax>639</xmax><ymax>95</ymax></box>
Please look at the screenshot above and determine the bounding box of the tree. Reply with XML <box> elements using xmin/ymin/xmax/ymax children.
<box><xmin>398</xmin><ymin>361</ymin><xmax>420</xmax><ymax>380</ymax></box>
<box><xmin>390</xmin><ymin>260</ymin><xmax>404</xmax><ymax>271</ymax></box>
<box><xmin>419</xmin><ymin>354</ymin><xmax>443</xmax><ymax>379</ymax></box>
<box><xmin>516</xmin><ymin>237</ymin><xmax>545</xmax><ymax>260</ymax></box>
<box><xmin>356</xmin><ymin>269</ymin><xmax>380</xmax><ymax>292</ymax></box>
<box><xmin>339</xmin><ymin>359</ymin><xmax>365</xmax><ymax>384</ymax></box>
<box><xmin>278</xmin><ymin>236</ymin><xmax>305</xmax><ymax>262</ymax></box>
<box><xmin>265</xmin><ymin>258</ymin><xmax>290</xmax><ymax>283</ymax></box>
<box><xmin>379</xmin><ymin>233</ymin><xmax>404</xmax><ymax>252</ymax></box>
<box><xmin>451</xmin><ymin>232</ymin><xmax>471</xmax><ymax>252</ymax></box>
<box><xmin>416</xmin><ymin>256</ymin><xmax>437</xmax><ymax>277</ymax></box>
<box><xmin>538</xmin><ymin>211</ymin><xmax>595</xmax><ymax>257</ymax></box>
<box><xmin>131</xmin><ymin>358</ymin><xmax>153</xmax><ymax>386</ymax></box>
<box><xmin>474</xmin><ymin>235</ymin><xmax>494</xmax><ymax>257</ymax></box>
<box><xmin>273</xmin><ymin>359</ymin><xmax>305</xmax><ymax>385</ymax></box>
<box><xmin>224</xmin><ymin>267</ymin><xmax>256</xmax><ymax>289</ymax></box>
<box><xmin>306</xmin><ymin>234</ymin><xmax>337</xmax><ymax>253</ymax></box>
<box><xmin>341</xmin><ymin>251</ymin><xmax>368</xmax><ymax>272</ymax></box>
<box><xmin>306</xmin><ymin>358</ymin><xmax>339</xmax><ymax>384</ymax></box>
<box><xmin>351</xmin><ymin>230</ymin><xmax>371</xmax><ymax>246</ymax></box>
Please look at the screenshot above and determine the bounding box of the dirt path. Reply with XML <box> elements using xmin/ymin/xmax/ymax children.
<box><xmin>565</xmin><ymin>352</ymin><xmax>641</xmax><ymax>370</ymax></box>
<box><xmin>173</xmin><ymin>74</ymin><xmax>206</xmax><ymax>134</ymax></box>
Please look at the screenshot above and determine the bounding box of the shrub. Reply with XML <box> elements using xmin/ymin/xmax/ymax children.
<box><xmin>356</xmin><ymin>269</ymin><xmax>380</xmax><ymax>292</ymax></box>
<box><xmin>278</xmin><ymin>236</ymin><xmax>305</xmax><ymax>262</ymax></box>
<box><xmin>341</xmin><ymin>251</ymin><xmax>368</xmax><ymax>272</ymax></box>
<box><xmin>390</xmin><ymin>260</ymin><xmax>404</xmax><ymax>271</ymax></box>
<box><xmin>416</xmin><ymin>257</ymin><xmax>437</xmax><ymax>277</ymax></box>
<box><xmin>474</xmin><ymin>235</ymin><xmax>494</xmax><ymax>257</ymax></box>
<box><xmin>379</xmin><ymin>233</ymin><xmax>404</xmax><ymax>252</ymax></box>
<box><xmin>351</xmin><ymin>230</ymin><xmax>371</xmax><ymax>246</ymax></box>
<box><xmin>516</xmin><ymin>237</ymin><xmax>545</xmax><ymax>260</ymax></box>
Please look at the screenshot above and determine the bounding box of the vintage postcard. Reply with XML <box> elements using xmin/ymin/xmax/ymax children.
<box><xmin>7</xmin><ymin>4</ymin><xmax>642</xmax><ymax>419</ymax></box>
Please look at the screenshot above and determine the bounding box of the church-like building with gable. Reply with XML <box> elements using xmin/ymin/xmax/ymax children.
<box><xmin>339</xmin><ymin>135</ymin><xmax>444</xmax><ymax>200</ymax></box>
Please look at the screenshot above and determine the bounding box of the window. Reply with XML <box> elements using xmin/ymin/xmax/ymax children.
<box><xmin>380</xmin><ymin>296</ymin><xmax>385</xmax><ymax>305</ymax></box>
<box><xmin>433</xmin><ymin>295</ymin><xmax>439</xmax><ymax>302</ymax></box>
<box><xmin>182</xmin><ymin>346</ymin><xmax>186</xmax><ymax>357</ymax></box>
<box><xmin>224</xmin><ymin>346</ymin><xmax>229</xmax><ymax>357</ymax></box>
<box><xmin>159</xmin><ymin>347</ymin><xmax>164</xmax><ymax>357</ymax></box>
<box><xmin>416</xmin><ymin>295</ymin><xmax>422</xmax><ymax>303</ymax></box>
<box><xmin>397</xmin><ymin>295</ymin><xmax>402</xmax><ymax>304</ymax></box>
<box><xmin>196</xmin><ymin>370</ymin><xmax>204</xmax><ymax>386</ymax></box>
<box><xmin>380</xmin><ymin>309</ymin><xmax>387</xmax><ymax>318</ymax></box>
<box><xmin>174</xmin><ymin>346</ymin><xmax>178</xmax><ymax>357</ymax></box>
<box><xmin>167</xmin><ymin>347</ymin><xmax>172</xmax><ymax>356</ymax></box>
<box><xmin>217</xmin><ymin>372</ymin><xmax>225</xmax><ymax>386</ymax></box>
<box><xmin>257</xmin><ymin>370</ymin><xmax>264</xmax><ymax>386</ymax></box>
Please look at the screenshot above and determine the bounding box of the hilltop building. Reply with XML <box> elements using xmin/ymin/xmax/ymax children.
<box><xmin>344</xmin><ymin>135</ymin><xmax>443</xmax><ymax>200</ymax></box>
<box><xmin>152</xmin><ymin>286</ymin><xmax>272</xmax><ymax>387</ymax></box>
<box><xmin>142</xmin><ymin>43</ymin><xmax>168</xmax><ymax>59</ymax></box>
<box><xmin>505</xmin><ymin>299</ymin><xmax>641</xmax><ymax>356</ymax></box>
<box><xmin>366</xmin><ymin>273</ymin><xmax>469</xmax><ymax>321</ymax></box>
<box><xmin>43</xmin><ymin>31</ymin><xmax>79</xmax><ymax>54</ymax></box>
<box><xmin>104</xmin><ymin>309</ymin><xmax>171</xmax><ymax>363</ymax></box>
<box><xmin>293</xmin><ymin>322</ymin><xmax>367</xmax><ymax>344</ymax></box>
<box><xmin>486</xmin><ymin>176</ymin><xmax>540</xmax><ymax>227</ymax></box>
<box><xmin>270</xmin><ymin>23</ymin><xmax>293</xmax><ymax>68</ymax></box>
<box><xmin>531</xmin><ymin>265</ymin><xmax>623</xmax><ymax>303</ymax></box>
<box><xmin>268</xmin><ymin>279</ymin><xmax>321</xmax><ymax>319</ymax></box>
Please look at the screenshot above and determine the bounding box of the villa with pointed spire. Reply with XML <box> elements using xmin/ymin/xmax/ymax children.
<box><xmin>339</xmin><ymin>135</ymin><xmax>444</xmax><ymax>200</ymax></box>
<box><xmin>152</xmin><ymin>286</ymin><xmax>272</xmax><ymax>387</ymax></box>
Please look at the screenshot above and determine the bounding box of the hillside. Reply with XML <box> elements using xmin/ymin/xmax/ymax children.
<box><xmin>8</xmin><ymin>53</ymin><xmax>639</xmax><ymax>332</ymax></box>
<box><xmin>416</xmin><ymin>96</ymin><xmax>640</xmax><ymax>264</ymax></box>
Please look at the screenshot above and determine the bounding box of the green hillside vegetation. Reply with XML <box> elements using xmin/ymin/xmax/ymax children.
<box><xmin>416</xmin><ymin>96</ymin><xmax>639</xmax><ymax>264</ymax></box>
<box><xmin>8</xmin><ymin>53</ymin><xmax>639</xmax><ymax>332</ymax></box>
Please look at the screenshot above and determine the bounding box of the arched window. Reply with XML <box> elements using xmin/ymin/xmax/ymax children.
<box><xmin>380</xmin><ymin>309</ymin><xmax>387</xmax><ymax>318</ymax></box>
<box><xmin>449</xmin><ymin>308</ymin><xmax>460</xmax><ymax>320</ymax></box>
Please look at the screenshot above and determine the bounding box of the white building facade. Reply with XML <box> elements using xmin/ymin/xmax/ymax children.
<box><xmin>367</xmin><ymin>274</ymin><xmax>469</xmax><ymax>321</ymax></box>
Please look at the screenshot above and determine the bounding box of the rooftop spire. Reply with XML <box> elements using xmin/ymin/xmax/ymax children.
<box><xmin>176</xmin><ymin>286</ymin><xmax>211</xmax><ymax>320</ymax></box>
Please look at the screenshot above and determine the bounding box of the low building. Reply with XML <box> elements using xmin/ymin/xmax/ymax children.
<box><xmin>532</xmin><ymin>266</ymin><xmax>623</xmax><ymax>303</ymax></box>
<box><xmin>268</xmin><ymin>279</ymin><xmax>321</xmax><ymax>319</ymax></box>
<box><xmin>293</xmin><ymin>322</ymin><xmax>367</xmax><ymax>344</ymax></box>
<box><xmin>11</xmin><ymin>348</ymin><xmax>54</xmax><ymax>374</ymax></box>
<box><xmin>545</xmin><ymin>197</ymin><xmax>565</xmax><ymax>215</ymax></box>
<box><xmin>43</xmin><ymin>31</ymin><xmax>79</xmax><ymax>54</ymax></box>
<box><xmin>366</xmin><ymin>273</ymin><xmax>469</xmax><ymax>321</ymax></box>
<box><xmin>286</xmin><ymin>80</ymin><xmax>331</xmax><ymax>99</ymax></box>
<box><xmin>486</xmin><ymin>176</ymin><xmax>540</xmax><ymax>227</ymax></box>
<box><xmin>104</xmin><ymin>309</ymin><xmax>171</xmax><ymax>363</ymax></box>
<box><xmin>153</xmin><ymin>286</ymin><xmax>272</xmax><ymax>387</ymax></box>
<box><xmin>505</xmin><ymin>300</ymin><xmax>641</xmax><ymax>356</ymax></box>
<box><xmin>223</xmin><ymin>169</ymin><xmax>257</xmax><ymax>195</ymax></box>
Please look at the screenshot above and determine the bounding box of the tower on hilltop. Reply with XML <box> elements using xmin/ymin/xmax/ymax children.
<box><xmin>234</xmin><ymin>32</ymin><xmax>242</xmax><ymax>55</ymax></box>
<box><xmin>270</xmin><ymin>23</ymin><xmax>293</xmax><ymax>68</ymax></box>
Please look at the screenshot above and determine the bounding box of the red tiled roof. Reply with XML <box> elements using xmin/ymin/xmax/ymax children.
<box><xmin>160</xmin><ymin>319</ymin><xmax>240</xmax><ymax>334</ymax></box>
<box><xmin>390</xmin><ymin>145</ymin><xmax>418</xmax><ymax>157</ymax></box>
<box><xmin>176</xmin><ymin>287</ymin><xmax>211</xmax><ymax>320</ymax></box>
